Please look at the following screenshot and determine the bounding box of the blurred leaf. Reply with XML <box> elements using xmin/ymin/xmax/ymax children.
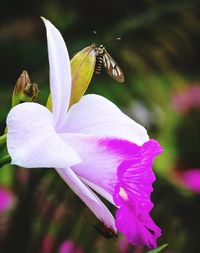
<box><xmin>147</xmin><ymin>244</ymin><xmax>168</xmax><ymax>253</ymax></box>
<box><xmin>0</xmin><ymin>154</ymin><xmax>11</xmax><ymax>168</ymax></box>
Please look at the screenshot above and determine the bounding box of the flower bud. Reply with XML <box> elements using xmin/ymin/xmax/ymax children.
<box><xmin>46</xmin><ymin>45</ymin><xmax>96</xmax><ymax>110</ymax></box>
<box><xmin>69</xmin><ymin>45</ymin><xmax>96</xmax><ymax>107</ymax></box>
<box><xmin>12</xmin><ymin>70</ymin><xmax>40</xmax><ymax>107</ymax></box>
<box><xmin>19</xmin><ymin>83</ymin><xmax>40</xmax><ymax>103</ymax></box>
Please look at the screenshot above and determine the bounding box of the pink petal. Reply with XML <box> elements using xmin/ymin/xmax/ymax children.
<box><xmin>58</xmin><ymin>134</ymin><xmax>158</xmax><ymax>204</ymax></box>
<box><xmin>61</xmin><ymin>94</ymin><xmax>149</xmax><ymax>145</ymax></box>
<box><xmin>6</xmin><ymin>103</ymin><xmax>81</xmax><ymax>168</ymax></box>
<box><xmin>42</xmin><ymin>18</ymin><xmax>71</xmax><ymax>127</ymax></box>
<box><xmin>115</xmin><ymin>203</ymin><xmax>160</xmax><ymax>248</ymax></box>
<box><xmin>59</xmin><ymin>240</ymin><xmax>75</xmax><ymax>253</ymax></box>
<box><xmin>58</xmin><ymin>133</ymin><xmax>139</xmax><ymax>201</ymax></box>
<box><xmin>56</xmin><ymin>167</ymin><xmax>116</xmax><ymax>230</ymax></box>
<box><xmin>113</xmin><ymin>140</ymin><xmax>162</xmax><ymax>248</ymax></box>
<box><xmin>59</xmin><ymin>133</ymin><xmax>162</xmax><ymax>247</ymax></box>
<box><xmin>0</xmin><ymin>188</ymin><xmax>14</xmax><ymax>212</ymax></box>
<box><xmin>179</xmin><ymin>168</ymin><xmax>200</xmax><ymax>193</ymax></box>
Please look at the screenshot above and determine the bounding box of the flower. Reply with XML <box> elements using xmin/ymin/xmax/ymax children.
<box><xmin>118</xmin><ymin>237</ymin><xmax>130</xmax><ymax>253</ymax></box>
<box><xmin>59</xmin><ymin>241</ymin><xmax>74</xmax><ymax>253</ymax></box>
<box><xmin>41</xmin><ymin>234</ymin><xmax>55</xmax><ymax>253</ymax></box>
<box><xmin>181</xmin><ymin>169</ymin><xmax>200</xmax><ymax>192</ymax></box>
<box><xmin>6</xmin><ymin>18</ymin><xmax>163</xmax><ymax>248</ymax></box>
<box><xmin>172</xmin><ymin>84</ymin><xmax>200</xmax><ymax>115</ymax></box>
<box><xmin>59</xmin><ymin>240</ymin><xmax>84</xmax><ymax>253</ymax></box>
<box><xmin>118</xmin><ymin>237</ymin><xmax>143</xmax><ymax>253</ymax></box>
<box><xmin>12</xmin><ymin>70</ymin><xmax>40</xmax><ymax>107</ymax></box>
<box><xmin>0</xmin><ymin>187</ymin><xmax>14</xmax><ymax>212</ymax></box>
<box><xmin>174</xmin><ymin>168</ymin><xmax>200</xmax><ymax>193</ymax></box>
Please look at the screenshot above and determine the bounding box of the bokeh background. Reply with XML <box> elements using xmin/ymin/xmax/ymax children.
<box><xmin>0</xmin><ymin>0</ymin><xmax>200</xmax><ymax>252</ymax></box>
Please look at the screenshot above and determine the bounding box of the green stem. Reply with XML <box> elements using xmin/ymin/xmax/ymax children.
<box><xmin>0</xmin><ymin>134</ymin><xmax>7</xmax><ymax>145</ymax></box>
<box><xmin>0</xmin><ymin>155</ymin><xmax>11</xmax><ymax>167</ymax></box>
<box><xmin>0</xmin><ymin>134</ymin><xmax>7</xmax><ymax>154</ymax></box>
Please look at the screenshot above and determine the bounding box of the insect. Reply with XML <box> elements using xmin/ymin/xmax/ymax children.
<box><xmin>91</xmin><ymin>42</ymin><xmax>125</xmax><ymax>83</ymax></box>
<box><xmin>94</xmin><ymin>224</ymin><xmax>118</xmax><ymax>239</ymax></box>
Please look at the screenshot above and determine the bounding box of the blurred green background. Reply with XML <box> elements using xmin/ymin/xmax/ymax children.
<box><xmin>0</xmin><ymin>0</ymin><xmax>200</xmax><ymax>252</ymax></box>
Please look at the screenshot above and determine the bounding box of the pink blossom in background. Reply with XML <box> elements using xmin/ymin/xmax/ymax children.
<box><xmin>59</xmin><ymin>240</ymin><xmax>74</xmax><ymax>253</ymax></box>
<box><xmin>6</xmin><ymin>18</ymin><xmax>163</xmax><ymax>248</ymax></box>
<box><xmin>118</xmin><ymin>237</ymin><xmax>130</xmax><ymax>253</ymax></box>
<box><xmin>59</xmin><ymin>240</ymin><xmax>84</xmax><ymax>253</ymax></box>
<box><xmin>177</xmin><ymin>169</ymin><xmax>200</xmax><ymax>193</ymax></box>
<box><xmin>41</xmin><ymin>234</ymin><xmax>55</xmax><ymax>253</ymax></box>
<box><xmin>172</xmin><ymin>85</ymin><xmax>200</xmax><ymax>114</ymax></box>
<box><xmin>0</xmin><ymin>187</ymin><xmax>14</xmax><ymax>212</ymax></box>
<box><xmin>118</xmin><ymin>237</ymin><xmax>143</xmax><ymax>253</ymax></box>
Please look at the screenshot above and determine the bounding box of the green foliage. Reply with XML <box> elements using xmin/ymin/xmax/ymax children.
<box><xmin>147</xmin><ymin>244</ymin><xmax>168</xmax><ymax>253</ymax></box>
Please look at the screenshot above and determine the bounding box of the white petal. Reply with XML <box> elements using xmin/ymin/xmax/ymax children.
<box><xmin>42</xmin><ymin>17</ymin><xmax>71</xmax><ymax>127</ymax></box>
<box><xmin>59</xmin><ymin>133</ymin><xmax>119</xmax><ymax>197</ymax></box>
<box><xmin>80</xmin><ymin>177</ymin><xmax>115</xmax><ymax>205</ymax></box>
<box><xmin>62</xmin><ymin>94</ymin><xmax>149</xmax><ymax>145</ymax></box>
<box><xmin>56</xmin><ymin>167</ymin><xmax>116</xmax><ymax>230</ymax></box>
<box><xmin>6</xmin><ymin>103</ymin><xmax>81</xmax><ymax>168</ymax></box>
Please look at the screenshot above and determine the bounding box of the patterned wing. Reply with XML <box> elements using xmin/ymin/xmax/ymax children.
<box><xmin>102</xmin><ymin>52</ymin><xmax>125</xmax><ymax>83</ymax></box>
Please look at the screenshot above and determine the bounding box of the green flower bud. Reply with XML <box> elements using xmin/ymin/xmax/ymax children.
<box><xmin>47</xmin><ymin>46</ymin><xmax>96</xmax><ymax>110</ymax></box>
<box><xmin>69</xmin><ymin>45</ymin><xmax>96</xmax><ymax>107</ymax></box>
<box><xmin>20</xmin><ymin>83</ymin><xmax>40</xmax><ymax>103</ymax></box>
<box><xmin>12</xmin><ymin>70</ymin><xmax>40</xmax><ymax>107</ymax></box>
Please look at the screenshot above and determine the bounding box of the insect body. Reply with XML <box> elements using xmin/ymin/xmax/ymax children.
<box><xmin>94</xmin><ymin>224</ymin><xmax>118</xmax><ymax>239</ymax></box>
<box><xmin>92</xmin><ymin>44</ymin><xmax>125</xmax><ymax>83</ymax></box>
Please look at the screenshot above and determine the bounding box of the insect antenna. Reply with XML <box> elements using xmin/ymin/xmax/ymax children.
<box><xmin>103</xmin><ymin>37</ymin><xmax>122</xmax><ymax>46</ymax></box>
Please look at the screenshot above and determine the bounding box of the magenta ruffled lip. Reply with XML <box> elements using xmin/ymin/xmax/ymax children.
<box><xmin>112</xmin><ymin>140</ymin><xmax>163</xmax><ymax>248</ymax></box>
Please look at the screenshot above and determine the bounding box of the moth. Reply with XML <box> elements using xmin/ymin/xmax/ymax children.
<box><xmin>91</xmin><ymin>43</ymin><xmax>125</xmax><ymax>83</ymax></box>
<box><xmin>94</xmin><ymin>224</ymin><xmax>118</xmax><ymax>239</ymax></box>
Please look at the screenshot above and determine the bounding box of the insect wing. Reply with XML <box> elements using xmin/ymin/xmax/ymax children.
<box><xmin>103</xmin><ymin>52</ymin><xmax>125</xmax><ymax>83</ymax></box>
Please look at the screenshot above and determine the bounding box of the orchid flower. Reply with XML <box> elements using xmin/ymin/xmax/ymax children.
<box><xmin>6</xmin><ymin>18</ymin><xmax>163</xmax><ymax>248</ymax></box>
